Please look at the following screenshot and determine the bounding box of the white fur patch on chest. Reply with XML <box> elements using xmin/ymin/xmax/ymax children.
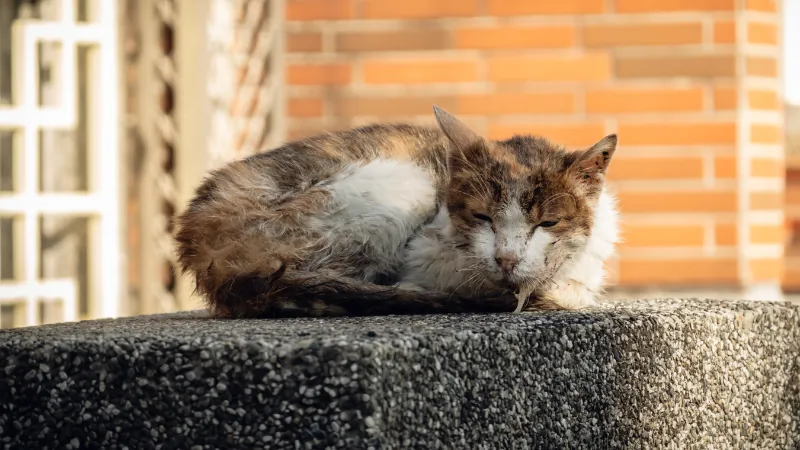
<box><xmin>546</xmin><ymin>189</ymin><xmax>620</xmax><ymax>308</ymax></box>
<box><xmin>326</xmin><ymin>159</ymin><xmax>437</xmax><ymax>216</ymax></box>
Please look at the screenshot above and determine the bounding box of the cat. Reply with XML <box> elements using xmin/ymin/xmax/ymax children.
<box><xmin>174</xmin><ymin>106</ymin><xmax>620</xmax><ymax>318</ymax></box>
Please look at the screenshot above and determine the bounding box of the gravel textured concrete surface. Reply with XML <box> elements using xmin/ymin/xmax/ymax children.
<box><xmin>1</xmin><ymin>298</ymin><xmax>799</xmax><ymax>450</ymax></box>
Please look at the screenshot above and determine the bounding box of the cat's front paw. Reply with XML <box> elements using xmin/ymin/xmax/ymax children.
<box><xmin>541</xmin><ymin>281</ymin><xmax>597</xmax><ymax>310</ymax></box>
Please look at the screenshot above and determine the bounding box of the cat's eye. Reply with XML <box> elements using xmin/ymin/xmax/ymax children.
<box><xmin>539</xmin><ymin>220</ymin><xmax>559</xmax><ymax>228</ymax></box>
<box><xmin>472</xmin><ymin>212</ymin><xmax>493</xmax><ymax>223</ymax></box>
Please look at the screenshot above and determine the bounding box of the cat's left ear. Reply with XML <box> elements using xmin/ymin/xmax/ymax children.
<box><xmin>570</xmin><ymin>134</ymin><xmax>617</xmax><ymax>184</ymax></box>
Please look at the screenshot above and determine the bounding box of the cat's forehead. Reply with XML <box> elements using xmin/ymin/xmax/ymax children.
<box><xmin>493</xmin><ymin>137</ymin><xmax>584</xmax><ymax>213</ymax></box>
<box><xmin>496</xmin><ymin>135</ymin><xmax>575</xmax><ymax>170</ymax></box>
<box><xmin>453</xmin><ymin>135</ymin><xmax>586</xmax><ymax>210</ymax></box>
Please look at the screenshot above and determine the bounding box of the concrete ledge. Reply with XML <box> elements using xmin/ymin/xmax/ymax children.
<box><xmin>1</xmin><ymin>299</ymin><xmax>799</xmax><ymax>449</ymax></box>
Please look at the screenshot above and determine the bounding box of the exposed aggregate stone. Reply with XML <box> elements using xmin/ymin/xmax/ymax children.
<box><xmin>1</xmin><ymin>298</ymin><xmax>799</xmax><ymax>449</ymax></box>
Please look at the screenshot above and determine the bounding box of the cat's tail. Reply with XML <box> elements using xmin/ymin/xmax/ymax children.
<box><xmin>208</xmin><ymin>266</ymin><xmax>520</xmax><ymax>318</ymax></box>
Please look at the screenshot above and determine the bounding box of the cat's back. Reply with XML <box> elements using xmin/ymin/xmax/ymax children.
<box><xmin>250</xmin><ymin>123</ymin><xmax>448</xmax><ymax>174</ymax></box>
<box><xmin>200</xmin><ymin>123</ymin><xmax>447</xmax><ymax>197</ymax></box>
<box><xmin>287</xmin><ymin>122</ymin><xmax>448</xmax><ymax>162</ymax></box>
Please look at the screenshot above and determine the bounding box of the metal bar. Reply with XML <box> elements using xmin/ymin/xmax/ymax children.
<box><xmin>0</xmin><ymin>279</ymin><xmax>76</xmax><ymax>300</ymax></box>
<box><xmin>12</xmin><ymin>18</ymin><xmax>41</xmax><ymax>327</ymax></box>
<box><xmin>0</xmin><ymin>107</ymin><xmax>77</xmax><ymax>128</ymax></box>
<box><xmin>0</xmin><ymin>279</ymin><xmax>78</xmax><ymax>324</ymax></box>
<box><xmin>15</xmin><ymin>21</ymin><xmax>104</xmax><ymax>42</ymax></box>
<box><xmin>95</xmin><ymin>0</ymin><xmax>121</xmax><ymax>319</ymax></box>
<box><xmin>0</xmin><ymin>194</ymin><xmax>105</xmax><ymax>215</ymax></box>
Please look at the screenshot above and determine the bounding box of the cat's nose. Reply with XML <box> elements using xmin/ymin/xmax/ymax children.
<box><xmin>495</xmin><ymin>252</ymin><xmax>519</xmax><ymax>273</ymax></box>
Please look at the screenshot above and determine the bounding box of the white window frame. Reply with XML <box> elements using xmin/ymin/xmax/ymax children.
<box><xmin>0</xmin><ymin>0</ymin><xmax>121</xmax><ymax>326</ymax></box>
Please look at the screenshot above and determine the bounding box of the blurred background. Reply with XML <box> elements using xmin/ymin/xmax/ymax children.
<box><xmin>0</xmin><ymin>0</ymin><xmax>796</xmax><ymax>328</ymax></box>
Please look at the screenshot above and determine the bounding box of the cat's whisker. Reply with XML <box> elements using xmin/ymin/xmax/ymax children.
<box><xmin>448</xmin><ymin>272</ymin><xmax>480</xmax><ymax>299</ymax></box>
<box><xmin>456</xmin><ymin>267</ymin><xmax>479</xmax><ymax>273</ymax></box>
<box><xmin>453</xmin><ymin>190</ymin><xmax>483</xmax><ymax>204</ymax></box>
<box><xmin>471</xmin><ymin>275</ymin><xmax>488</xmax><ymax>289</ymax></box>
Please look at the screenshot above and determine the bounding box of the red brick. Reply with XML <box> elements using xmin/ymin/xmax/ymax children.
<box><xmin>748</xmin><ymin>21</ymin><xmax>779</xmax><ymax>45</ymax></box>
<box><xmin>751</xmin><ymin>258</ymin><xmax>782</xmax><ymax>281</ymax></box>
<box><xmin>362</xmin><ymin>59</ymin><xmax>479</xmax><ymax>84</ymax></box>
<box><xmin>457</xmin><ymin>92</ymin><xmax>575</xmax><ymax>115</ymax></box>
<box><xmin>617</xmin><ymin>191</ymin><xmax>737</xmax><ymax>213</ymax></box>
<box><xmin>618</xmin><ymin>122</ymin><xmax>736</xmax><ymax>146</ymax></box>
<box><xmin>286</xmin><ymin>0</ymin><xmax>353</xmax><ymax>20</ymax></box>
<box><xmin>751</xmin><ymin>158</ymin><xmax>784</xmax><ymax>177</ymax></box>
<box><xmin>288</xmin><ymin>97</ymin><xmax>324</xmax><ymax>117</ymax></box>
<box><xmin>622</xmin><ymin>224</ymin><xmax>705</xmax><ymax>247</ymax></box>
<box><xmin>454</xmin><ymin>25</ymin><xmax>575</xmax><ymax>50</ymax></box>
<box><xmin>617</xmin><ymin>0</ymin><xmax>734</xmax><ymax>13</ymax></box>
<box><xmin>616</xmin><ymin>55</ymin><xmax>735</xmax><ymax>78</ymax></box>
<box><xmin>715</xmin><ymin>156</ymin><xmax>738</xmax><ymax>179</ymax></box>
<box><xmin>751</xmin><ymin>224</ymin><xmax>784</xmax><ymax>244</ymax></box>
<box><xmin>336</xmin><ymin>30</ymin><xmax>449</xmax><ymax>52</ymax></box>
<box><xmin>748</xmin><ymin>89</ymin><xmax>780</xmax><ymax>110</ymax></box>
<box><xmin>751</xmin><ymin>192</ymin><xmax>783</xmax><ymax>210</ymax></box>
<box><xmin>713</xmin><ymin>85</ymin><xmax>737</xmax><ymax>110</ymax></box>
<box><xmin>618</xmin><ymin>258</ymin><xmax>738</xmax><ymax>285</ymax></box>
<box><xmin>747</xmin><ymin>0</ymin><xmax>778</xmax><ymax>12</ymax></box>
<box><xmin>487</xmin><ymin>0</ymin><xmax>604</xmax><ymax>15</ymax></box>
<box><xmin>361</xmin><ymin>0</ymin><xmax>478</xmax><ymax>19</ymax></box>
<box><xmin>608</xmin><ymin>157</ymin><xmax>704</xmax><ymax>181</ymax></box>
<box><xmin>287</xmin><ymin>32</ymin><xmax>323</xmax><ymax>53</ymax></box>
<box><xmin>586</xmin><ymin>87</ymin><xmax>704</xmax><ymax>113</ymax></box>
<box><xmin>584</xmin><ymin>23</ymin><xmax>702</xmax><ymax>47</ymax></box>
<box><xmin>713</xmin><ymin>20</ymin><xmax>736</xmax><ymax>44</ymax></box>
<box><xmin>751</xmin><ymin>124</ymin><xmax>782</xmax><ymax>144</ymax></box>
<box><xmin>747</xmin><ymin>57</ymin><xmax>778</xmax><ymax>77</ymax></box>
<box><xmin>287</xmin><ymin>63</ymin><xmax>351</xmax><ymax>85</ymax></box>
<box><xmin>489</xmin><ymin>54</ymin><xmax>610</xmax><ymax>82</ymax></box>
<box><xmin>716</xmin><ymin>223</ymin><xmax>737</xmax><ymax>246</ymax></box>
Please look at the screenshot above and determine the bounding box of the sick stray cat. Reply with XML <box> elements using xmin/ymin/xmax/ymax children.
<box><xmin>174</xmin><ymin>106</ymin><xmax>620</xmax><ymax>318</ymax></box>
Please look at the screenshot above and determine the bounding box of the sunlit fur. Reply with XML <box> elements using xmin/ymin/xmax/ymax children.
<box><xmin>174</xmin><ymin>107</ymin><xmax>619</xmax><ymax>318</ymax></box>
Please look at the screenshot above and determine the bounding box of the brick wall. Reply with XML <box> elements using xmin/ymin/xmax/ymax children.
<box><xmin>284</xmin><ymin>0</ymin><xmax>785</xmax><ymax>291</ymax></box>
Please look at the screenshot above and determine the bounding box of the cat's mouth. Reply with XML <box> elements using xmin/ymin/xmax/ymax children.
<box><xmin>497</xmin><ymin>276</ymin><xmax>521</xmax><ymax>292</ymax></box>
<box><xmin>501</xmin><ymin>271</ymin><xmax>541</xmax><ymax>294</ymax></box>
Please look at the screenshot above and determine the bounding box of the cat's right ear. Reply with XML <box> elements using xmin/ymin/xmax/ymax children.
<box><xmin>433</xmin><ymin>105</ymin><xmax>482</xmax><ymax>150</ymax></box>
<box><xmin>569</xmin><ymin>134</ymin><xmax>618</xmax><ymax>187</ymax></box>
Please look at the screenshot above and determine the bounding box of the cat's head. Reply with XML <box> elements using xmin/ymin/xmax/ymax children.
<box><xmin>433</xmin><ymin>106</ymin><xmax>617</xmax><ymax>291</ymax></box>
